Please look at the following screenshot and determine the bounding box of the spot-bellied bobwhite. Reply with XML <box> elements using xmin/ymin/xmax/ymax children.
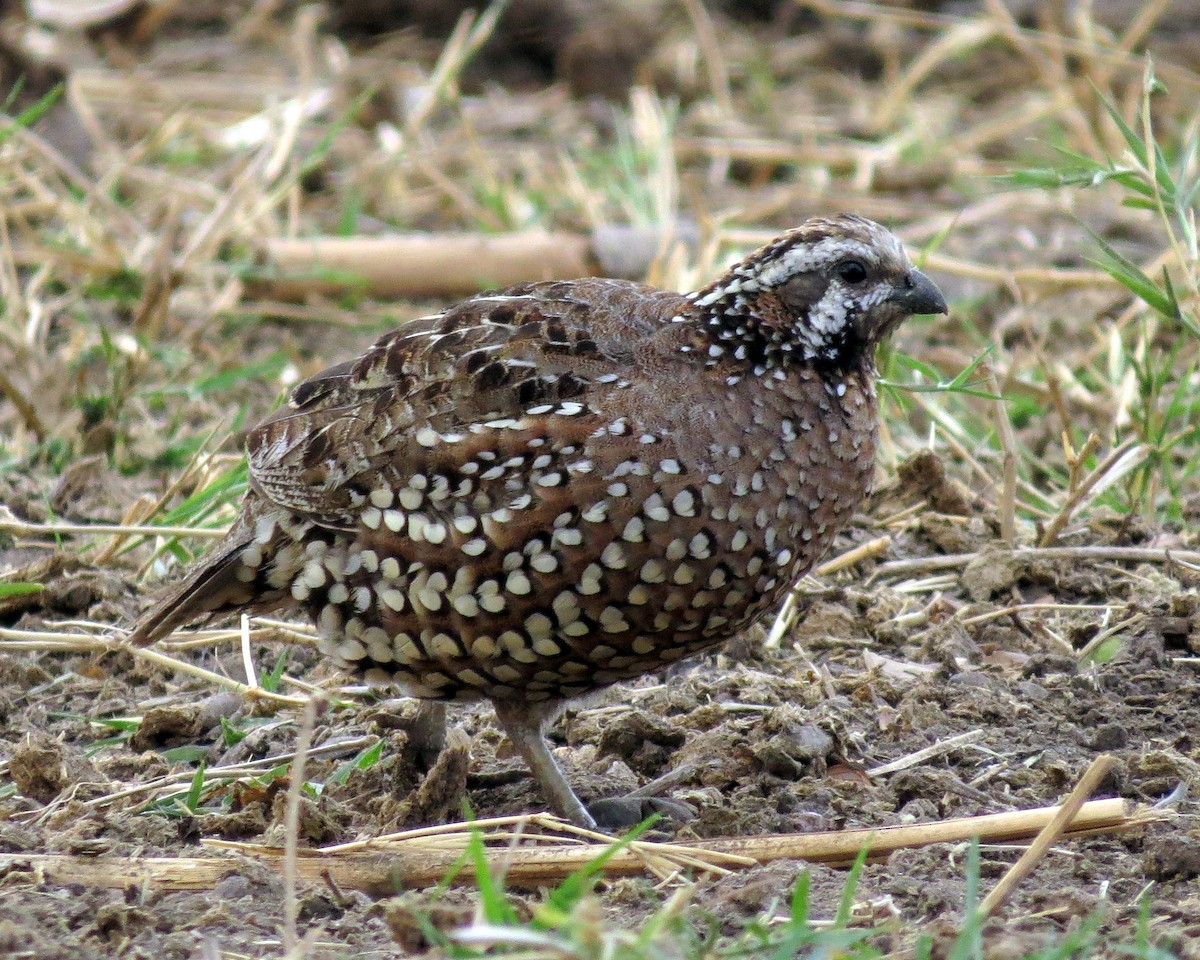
<box><xmin>130</xmin><ymin>214</ymin><xmax>947</xmax><ymax>828</ymax></box>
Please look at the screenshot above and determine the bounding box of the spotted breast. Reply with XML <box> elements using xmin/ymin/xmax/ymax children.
<box><xmin>130</xmin><ymin>214</ymin><xmax>947</xmax><ymax>828</ymax></box>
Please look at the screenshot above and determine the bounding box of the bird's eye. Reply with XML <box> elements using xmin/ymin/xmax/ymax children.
<box><xmin>836</xmin><ymin>259</ymin><xmax>868</xmax><ymax>284</ymax></box>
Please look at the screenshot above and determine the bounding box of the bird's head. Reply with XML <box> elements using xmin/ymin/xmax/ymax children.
<box><xmin>686</xmin><ymin>214</ymin><xmax>947</xmax><ymax>375</ymax></box>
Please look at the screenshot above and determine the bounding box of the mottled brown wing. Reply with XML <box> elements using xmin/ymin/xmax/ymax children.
<box><xmin>245</xmin><ymin>279</ymin><xmax>687</xmax><ymax>531</ymax></box>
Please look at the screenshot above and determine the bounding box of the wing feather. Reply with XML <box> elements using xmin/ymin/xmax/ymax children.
<box><xmin>245</xmin><ymin>279</ymin><xmax>687</xmax><ymax>531</ymax></box>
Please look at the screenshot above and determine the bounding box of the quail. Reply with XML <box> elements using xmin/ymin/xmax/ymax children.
<box><xmin>130</xmin><ymin>214</ymin><xmax>947</xmax><ymax>828</ymax></box>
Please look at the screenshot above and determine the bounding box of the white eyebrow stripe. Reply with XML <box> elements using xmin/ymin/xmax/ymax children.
<box><xmin>745</xmin><ymin>236</ymin><xmax>901</xmax><ymax>289</ymax></box>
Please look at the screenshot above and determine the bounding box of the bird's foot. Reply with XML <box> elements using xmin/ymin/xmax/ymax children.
<box><xmin>585</xmin><ymin>795</ymin><xmax>695</xmax><ymax>832</ymax></box>
<box><xmin>585</xmin><ymin>760</ymin><xmax>700</xmax><ymax>831</ymax></box>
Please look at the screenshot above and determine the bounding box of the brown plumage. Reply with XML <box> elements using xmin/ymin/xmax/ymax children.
<box><xmin>131</xmin><ymin>214</ymin><xmax>946</xmax><ymax>827</ymax></box>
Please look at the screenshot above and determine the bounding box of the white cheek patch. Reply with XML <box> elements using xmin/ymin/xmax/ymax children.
<box><xmin>805</xmin><ymin>280</ymin><xmax>891</xmax><ymax>336</ymax></box>
<box><xmin>806</xmin><ymin>289</ymin><xmax>849</xmax><ymax>336</ymax></box>
<box><xmin>790</xmin><ymin>279</ymin><xmax>895</xmax><ymax>359</ymax></box>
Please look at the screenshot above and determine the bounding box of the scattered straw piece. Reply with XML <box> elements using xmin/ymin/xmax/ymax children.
<box><xmin>867</xmin><ymin>730</ymin><xmax>986</xmax><ymax>778</ymax></box>
<box><xmin>978</xmin><ymin>754</ymin><xmax>1116</xmax><ymax>919</ymax></box>
<box><xmin>874</xmin><ymin>545</ymin><xmax>1200</xmax><ymax>580</ymax></box>
<box><xmin>0</xmin><ymin>626</ymin><xmax>308</xmax><ymax>707</ymax></box>
<box><xmin>765</xmin><ymin>536</ymin><xmax>891</xmax><ymax>648</ymax></box>
<box><xmin>0</xmin><ymin>798</ymin><xmax>1156</xmax><ymax>894</ymax></box>
<box><xmin>283</xmin><ymin>695</ymin><xmax>324</xmax><ymax>953</ymax></box>
<box><xmin>0</xmin><ymin>505</ymin><xmax>228</xmax><ymax>540</ymax></box>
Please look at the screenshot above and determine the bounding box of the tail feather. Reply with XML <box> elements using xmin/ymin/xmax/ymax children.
<box><xmin>126</xmin><ymin>532</ymin><xmax>288</xmax><ymax>643</ymax></box>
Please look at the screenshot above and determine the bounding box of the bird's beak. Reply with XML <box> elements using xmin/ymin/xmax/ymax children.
<box><xmin>891</xmin><ymin>269</ymin><xmax>947</xmax><ymax>315</ymax></box>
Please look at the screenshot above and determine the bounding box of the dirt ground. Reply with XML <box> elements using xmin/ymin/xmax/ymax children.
<box><xmin>2</xmin><ymin>1</ymin><xmax>1200</xmax><ymax>957</ymax></box>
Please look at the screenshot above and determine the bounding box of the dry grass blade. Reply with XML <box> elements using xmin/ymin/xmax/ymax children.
<box><xmin>0</xmin><ymin>505</ymin><xmax>229</xmax><ymax>541</ymax></box>
<box><xmin>0</xmin><ymin>626</ymin><xmax>308</xmax><ymax>707</ymax></box>
<box><xmin>404</xmin><ymin>0</ymin><xmax>508</xmax><ymax>139</ymax></box>
<box><xmin>1039</xmin><ymin>440</ymin><xmax>1149</xmax><ymax>547</ymax></box>
<box><xmin>989</xmin><ymin>372</ymin><xmax>1017</xmax><ymax>543</ymax></box>
<box><xmin>874</xmin><ymin>545</ymin><xmax>1200</xmax><ymax>579</ymax></box>
<box><xmin>959</xmin><ymin>602</ymin><xmax>1116</xmax><ymax>626</ymax></box>
<box><xmin>816</xmin><ymin>536</ymin><xmax>892</xmax><ymax>576</ymax></box>
<box><xmin>978</xmin><ymin>755</ymin><xmax>1116</xmax><ymax>919</ymax></box>
<box><xmin>909</xmin><ymin>252</ymin><xmax>1115</xmax><ymax>291</ymax></box>
<box><xmin>314</xmin><ymin>813</ymin><xmax>585</xmax><ymax>853</ymax></box>
<box><xmin>261</xmin><ymin>231</ymin><xmax>593</xmax><ymax>299</ymax></box>
<box><xmin>283</xmin><ymin>695</ymin><xmax>322</xmax><ymax>954</ymax></box>
<box><xmin>867</xmin><ymin>730</ymin><xmax>986</xmax><ymax>777</ymax></box>
<box><xmin>0</xmin><ymin>798</ymin><xmax>1156</xmax><ymax>894</ymax></box>
<box><xmin>156</xmin><ymin>620</ymin><xmax>317</xmax><ymax>651</ymax></box>
<box><xmin>679</xmin><ymin>0</ymin><xmax>734</xmax><ymax>117</ymax></box>
<box><xmin>0</xmin><ymin>364</ymin><xmax>47</xmax><ymax>440</ymax></box>
<box><xmin>871</xmin><ymin>19</ymin><xmax>997</xmax><ymax>131</ymax></box>
<box><xmin>14</xmin><ymin>733</ymin><xmax>377</xmax><ymax>824</ymax></box>
<box><xmin>212</xmin><ymin>814</ymin><xmax>758</xmax><ymax>887</ymax></box>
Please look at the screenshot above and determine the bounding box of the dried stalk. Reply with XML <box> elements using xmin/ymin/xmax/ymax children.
<box><xmin>1039</xmin><ymin>439</ymin><xmax>1146</xmax><ymax>547</ymax></box>
<box><xmin>0</xmin><ymin>628</ymin><xmax>308</xmax><ymax>707</ymax></box>
<box><xmin>989</xmin><ymin>372</ymin><xmax>1017</xmax><ymax>543</ymax></box>
<box><xmin>283</xmin><ymin>696</ymin><xmax>322</xmax><ymax>953</ymax></box>
<box><xmin>874</xmin><ymin>545</ymin><xmax>1200</xmax><ymax>579</ymax></box>
<box><xmin>679</xmin><ymin>0</ymin><xmax>734</xmax><ymax>117</ymax></box>
<box><xmin>259</xmin><ymin>232</ymin><xmax>592</xmax><ymax>300</ymax></box>
<box><xmin>0</xmin><ymin>798</ymin><xmax>1153</xmax><ymax>894</ymax></box>
<box><xmin>978</xmin><ymin>755</ymin><xmax>1116</xmax><ymax>919</ymax></box>
<box><xmin>0</xmin><ymin>506</ymin><xmax>228</xmax><ymax>541</ymax></box>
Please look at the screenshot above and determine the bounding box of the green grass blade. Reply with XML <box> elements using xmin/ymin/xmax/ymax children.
<box><xmin>0</xmin><ymin>84</ymin><xmax>63</xmax><ymax>148</ymax></box>
<box><xmin>948</xmin><ymin>839</ymin><xmax>982</xmax><ymax>960</ymax></box>
<box><xmin>834</xmin><ymin>844</ymin><xmax>869</xmax><ymax>928</ymax></box>
<box><xmin>465</xmin><ymin>828</ymin><xmax>519</xmax><ymax>926</ymax></box>
<box><xmin>0</xmin><ymin>582</ymin><xmax>44</xmax><ymax>598</ymax></box>
<box><xmin>1085</xmin><ymin>229</ymin><xmax>1181</xmax><ymax>320</ymax></box>
<box><xmin>330</xmin><ymin>738</ymin><xmax>385</xmax><ymax>784</ymax></box>
<box><xmin>151</xmin><ymin>460</ymin><xmax>249</xmax><ymax>532</ymax></box>
<box><xmin>1160</xmin><ymin>268</ymin><xmax>1200</xmax><ymax>338</ymax></box>
<box><xmin>192</xmin><ymin>353</ymin><xmax>289</xmax><ymax>395</ymax></box>
<box><xmin>788</xmin><ymin>869</ymin><xmax>811</xmax><ymax>925</ymax></box>
<box><xmin>162</xmin><ymin>745</ymin><xmax>211</xmax><ymax>764</ymax></box>
<box><xmin>259</xmin><ymin>649</ymin><xmax>290</xmax><ymax>692</ymax></box>
<box><xmin>1097</xmin><ymin>87</ymin><xmax>1150</xmax><ymax>170</ymax></box>
<box><xmin>184</xmin><ymin>762</ymin><xmax>207</xmax><ymax>814</ymax></box>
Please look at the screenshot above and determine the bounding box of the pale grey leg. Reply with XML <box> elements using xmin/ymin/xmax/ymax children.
<box><xmin>493</xmin><ymin>700</ymin><xmax>596</xmax><ymax>829</ymax></box>
<box><xmin>409</xmin><ymin>700</ymin><xmax>448</xmax><ymax>768</ymax></box>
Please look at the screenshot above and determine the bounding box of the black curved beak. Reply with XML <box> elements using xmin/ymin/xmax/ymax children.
<box><xmin>892</xmin><ymin>269</ymin><xmax>947</xmax><ymax>315</ymax></box>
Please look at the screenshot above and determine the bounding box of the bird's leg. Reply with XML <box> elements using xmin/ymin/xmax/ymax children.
<box><xmin>492</xmin><ymin>700</ymin><xmax>596</xmax><ymax>830</ymax></box>
<box><xmin>408</xmin><ymin>700</ymin><xmax>448</xmax><ymax>770</ymax></box>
